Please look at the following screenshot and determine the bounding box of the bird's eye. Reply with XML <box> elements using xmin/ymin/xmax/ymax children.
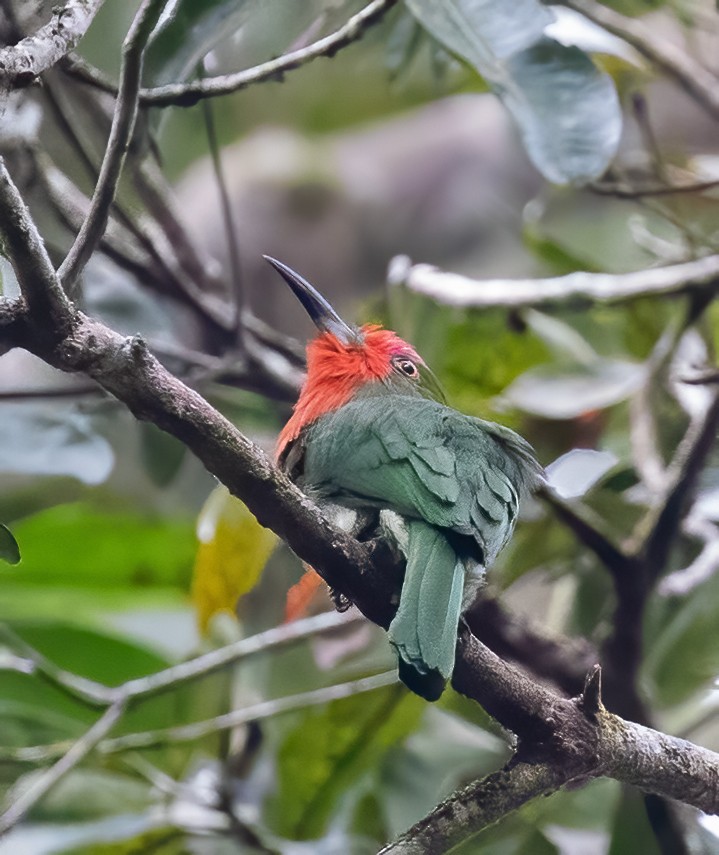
<box><xmin>395</xmin><ymin>358</ymin><xmax>418</xmax><ymax>378</ymax></box>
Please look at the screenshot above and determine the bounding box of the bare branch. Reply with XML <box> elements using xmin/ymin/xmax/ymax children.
<box><xmin>0</xmin><ymin>625</ymin><xmax>114</xmax><ymax>706</ymax></box>
<box><xmin>200</xmin><ymin>90</ymin><xmax>245</xmax><ymax>344</ymax></box>
<box><xmin>57</xmin><ymin>0</ymin><xmax>165</xmax><ymax>290</ymax></box>
<box><xmin>390</xmin><ymin>253</ymin><xmax>719</xmax><ymax>311</ymax></box>
<box><xmin>61</xmin><ymin>0</ymin><xmax>399</xmax><ymax>108</ymax></box>
<box><xmin>539</xmin><ymin>486</ymin><xmax>635</xmax><ymax>578</ymax></box>
<box><xmin>0</xmin><ymin>700</ymin><xmax>125</xmax><ymax>836</ymax></box>
<box><xmin>389</xmin><ymin>640</ymin><xmax>719</xmax><ymax>853</ymax></box>
<box><xmin>466</xmin><ymin>591</ymin><xmax>597</xmax><ymax>697</ymax></box>
<box><xmin>0</xmin><ymin>158</ymin><xmax>72</xmax><ymax>331</ymax></box>
<box><xmin>641</xmin><ymin>391</ymin><xmax>719</xmax><ymax>576</ymax></box>
<box><xmin>380</xmin><ymin>761</ymin><xmax>567</xmax><ymax>854</ymax></box>
<box><xmin>0</xmin><ymin>0</ymin><xmax>105</xmax><ymax>90</ymax></box>
<box><xmin>100</xmin><ymin>672</ymin><xmax>397</xmax><ymax>753</ymax></box>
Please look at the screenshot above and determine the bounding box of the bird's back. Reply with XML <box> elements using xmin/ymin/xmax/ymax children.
<box><xmin>297</xmin><ymin>395</ymin><xmax>543</xmax><ymax>565</ymax></box>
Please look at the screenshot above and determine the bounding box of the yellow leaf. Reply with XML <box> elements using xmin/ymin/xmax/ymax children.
<box><xmin>192</xmin><ymin>486</ymin><xmax>278</xmax><ymax>633</ymax></box>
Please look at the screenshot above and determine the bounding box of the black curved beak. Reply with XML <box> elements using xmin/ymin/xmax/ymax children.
<box><xmin>263</xmin><ymin>255</ymin><xmax>360</xmax><ymax>345</ymax></box>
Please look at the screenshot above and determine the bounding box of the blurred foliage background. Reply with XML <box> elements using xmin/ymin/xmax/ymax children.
<box><xmin>1</xmin><ymin>0</ymin><xmax>719</xmax><ymax>852</ymax></box>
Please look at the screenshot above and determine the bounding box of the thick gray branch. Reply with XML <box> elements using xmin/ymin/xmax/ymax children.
<box><xmin>600</xmin><ymin>712</ymin><xmax>719</xmax><ymax>813</ymax></box>
<box><xmin>0</xmin><ymin>0</ymin><xmax>105</xmax><ymax>89</ymax></box>
<box><xmin>391</xmin><ymin>254</ymin><xmax>719</xmax><ymax>310</ymax></box>
<box><xmin>388</xmin><ymin>643</ymin><xmax>719</xmax><ymax>852</ymax></box>
<box><xmin>381</xmin><ymin>761</ymin><xmax>566</xmax><ymax>854</ymax></box>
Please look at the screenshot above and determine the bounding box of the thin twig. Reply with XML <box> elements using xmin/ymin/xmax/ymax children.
<box><xmin>0</xmin><ymin>670</ymin><xmax>396</xmax><ymax>763</ymax></box>
<box><xmin>591</xmin><ymin>177</ymin><xmax>719</xmax><ymax>199</ymax></box>
<box><xmin>100</xmin><ymin>672</ymin><xmax>397</xmax><ymax>753</ymax></box>
<box><xmin>199</xmin><ymin>70</ymin><xmax>245</xmax><ymax>345</ymax></box>
<box><xmin>538</xmin><ymin>486</ymin><xmax>635</xmax><ymax>579</ymax></box>
<box><xmin>57</xmin><ymin>0</ymin><xmax>165</xmax><ymax>291</ymax></box>
<box><xmin>132</xmin><ymin>158</ymin><xmax>227</xmax><ymax>300</ymax></box>
<box><xmin>640</xmin><ymin>391</ymin><xmax>719</xmax><ymax>576</ymax></box>
<box><xmin>0</xmin><ymin>0</ymin><xmax>105</xmax><ymax>90</ymax></box>
<box><xmin>108</xmin><ymin>610</ymin><xmax>360</xmax><ymax>704</ymax></box>
<box><xmin>42</xmin><ymin>76</ymin><xmax>196</xmax><ymax>291</ymax></box>
<box><xmin>62</xmin><ymin>0</ymin><xmax>399</xmax><ymax>108</ymax></box>
<box><xmin>0</xmin><ymin>625</ymin><xmax>115</xmax><ymax>706</ymax></box>
<box><xmin>0</xmin><ymin>700</ymin><xmax>125</xmax><ymax>836</ymax></box>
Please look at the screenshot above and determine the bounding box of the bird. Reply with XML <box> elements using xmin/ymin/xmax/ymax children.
<box><xmin>265</xmin><ymin>255</ymin><xmax>543</xmax><ymax>700</ymax></box>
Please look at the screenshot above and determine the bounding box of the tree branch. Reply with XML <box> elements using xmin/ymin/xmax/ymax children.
<box><xmin>390</xmin><ymin>253</ymin><xmax>719</xmax><ymax>310</ymax></box>
<box><xmin>380</xmin><ymin>760</ymin><xmax>567</xmax><ymax>854</ymax></box>
<box><xmin>99</xmin><ymin>671</ymin><xmax>396</xmax><ymax>754</ymax></box>
<box><xmin>61</xmin><ymin>0</ymin><xmax>400</xmax><ymax>108</ymax></box>
<box><xmin>387</xmin><ymin>647</ymin><xmax>719</xmax><ymax>852</ymax></box>
<box><xmin>0</xmin><ymin>700</ymin><xmax>125</xmax><ymax>836</ymax></box>
<box><xmin>2</xmin><ymin>158</ymin><xmax>719</xmax><ymax>847</ymax></box>
<box><xmin>0</xmin><ymin>159</ymin><xmax>72</xmax><ymax>333</ymax></box>
<box><xmin>640</xmin><ymin>391</ymin><xmax>719</xmax><ymax>577</ymax></box>
<box><xmin>57</xmin><ymin>0</ymin><xmax>165</xmax><ymax>290</ymax></box>
<box><xmin>0</xmin><ymin>0</ymin><xmax>105</xmax><ymax>90</ymax></box>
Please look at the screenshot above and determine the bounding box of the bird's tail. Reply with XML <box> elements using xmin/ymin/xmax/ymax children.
<box><xmin>388</xmin><ymin>520</ymin><xmax>464</xmax><ymax>701</ymax></box>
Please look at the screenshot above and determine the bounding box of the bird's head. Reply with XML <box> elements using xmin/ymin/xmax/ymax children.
<box><xmin>265</xmin><ymin>256</ymin><xmax>445</xmax><ymax>455</ymax></box>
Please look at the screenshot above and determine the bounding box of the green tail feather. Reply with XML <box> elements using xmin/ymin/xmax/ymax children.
<box><xmin>388</xmin><ymin>520</ymin><xmax>464</xmax><ymax>701</ymax></box>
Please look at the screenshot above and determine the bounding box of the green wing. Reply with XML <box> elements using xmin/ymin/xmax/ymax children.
<box><xmin>302</xmin><ymin>395</ymin><xmax>542</xmax><ymax>565</ymax></box>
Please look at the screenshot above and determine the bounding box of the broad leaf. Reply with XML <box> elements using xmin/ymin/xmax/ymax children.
<box><xmin>266</xmin><ymin>684</ymin><xmax>422</xmax><ymax>840</ymax></box>
<box><xmin>146</xmin><ymin>0</ymin><xmax>265</xmax><ymax>85</ymax></box>
<box><xmin>608</xmin><ymin>787</ymin><xmax>661</xmax><ymax>855</ymax></box>
<box><xmin>1</xmin><ymin>503</ymin><xmax>195</xmax><ymax>591</ymax></box>
<box><xmin>644</xmin><ymin>569</ymin><xmax>719</xmax><ymax>706</ymax></box>
<box><xmin>546</xmin><ymin>449</ymin><xmax>618</xmax><ymax>499</ymax></box>
<box><xmin>405</xmin><ymin>0</ymin><xmax>621</xmax><ymax>183</ymax></box>
<box><xmin>0</xmin><ymin>403</ymin><xmax>113</xmax><ymax>486</ymax></box>
<box><xmin>0</xmin><ymin>523</ymin><xmax>20</xmax><ymax>565</ymax></box>
<box><xmin>192</xmin><ymin>486</ymin><xmax>277</xmax><ymax>632</ymax></box>
<box><xmin>501</xmin><ymin>359</ymin><xmax>646</xmax><ymax>419</ymax></box>
<box><xmin>139</xmin><ymin>422</ymin><xmax>186</xmax><ymax>487</ymax></box>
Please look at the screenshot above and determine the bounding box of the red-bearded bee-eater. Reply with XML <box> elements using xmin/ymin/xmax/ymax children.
<box><xmin>266</xmin><ymin>256</ymin><xmax>544</xmax><ymax>701</ymax></box>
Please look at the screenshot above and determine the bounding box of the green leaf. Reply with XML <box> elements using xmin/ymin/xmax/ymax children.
<box><xmin>516</xmin><ymin>828</ymin><xmax>559</xmax><ymax>854</ymax></box>
<box><xmin>644</xmin><ymin>569</ymin><xmax>719</xmax><ymax>706</ymax></box>
<box><xmin>608</xmin><ymin>787</ymin><xmax>661</xmax><ymax>855</ymax></box>
<box><xmin>146</xmin><ymin>0</ymin><xmax>260</xmax><ymax>85</ymax></box>
<box><xmin>1</xmin><ymin>503</ymin><xmax>195</xmax><ymax>591</ymax></box>
<box><xmin>0</xmin><ymin>523</ymin><xmax>20</xmax><ymax>565</ymax></box>
<box><xmin>0</xmin><ymin>403</ymin><xmax>114</xmax><ymax>485</ymax></box>
<box><xmin>146</xmin><ymin>0</ymin><xmax>322</xmax><ymax>87</ymax></box>
<box><xmin>0</xmin><ymin>621</ymin><xmax>175</xmax><ymax>753</ymax></box>
<box><xmin>139</xmin><ymin>422</ymin><xmax>186</xmax><ymax>487</ymax></box>
<box><xmin>405</xmin><ymin>0</ymin><xmax>621</xmax><ymax>183</ymax></box>
<box><xmin>266</xmin><ymin>684</ymin><xmax>423</xmax><ymax>840</ymax></box>
<box><xmin>50</xmin><ymin>823</ymin><xmax>185</xmax><ymax>855</ymax></box>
